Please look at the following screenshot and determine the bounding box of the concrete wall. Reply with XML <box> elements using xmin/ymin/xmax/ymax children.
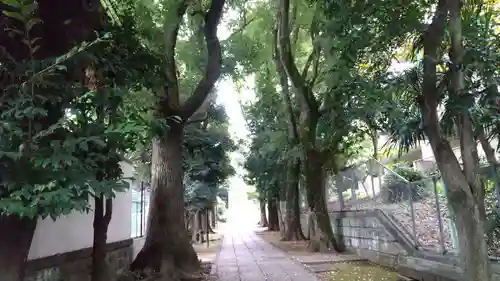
<box><xmin>301</xmin><ymin>212</ymin><xmax>405</xmax><ymax>267</ymax></box>
<box><xmin>28</xmin><ymin>161</ymin><xmax>135</xmax><ymax>260</ymax></box>
<box><xmin>300</xmin><ymin>211</ymin><xmax>466</xmax><ymax>280</ymax></box>
<box><xmin>25</xmin><ymin>239</ymin><xmax>132</xmax><ymax>281</ymax></box>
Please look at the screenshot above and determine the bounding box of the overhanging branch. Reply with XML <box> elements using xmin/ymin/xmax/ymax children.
<box><xmin>181</xmin><ymin>0</ymin><xmax>225</xmax><ymax>121</ymax></box>
<box><xmin>161</xmin><ymin>0</ymin><xmax>189</xmax><ymax>113</ymax></box>
<box><xmin>277</xmin><ymin>0</ymin><xmax>318</xmax><ymax>112</ymax></box>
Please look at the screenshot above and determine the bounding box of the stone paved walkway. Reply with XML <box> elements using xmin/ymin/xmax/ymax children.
<box><xmin>212</xmin><ymin>228</ymin><xmax>319</xmax><ymax>281</ymax></box>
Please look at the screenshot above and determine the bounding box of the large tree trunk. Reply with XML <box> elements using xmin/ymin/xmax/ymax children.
<box><xmin>130</xmin><ymin>131</ymin><xmax>199</xmax><ymax>277</ymax></box>
<box><xmin>419</xmin><ymin>1</ymin><xmax>491</xmax><ymax>279</ymax></box>
<box><xmin>0</xmin><ymin>215</ymin><xmax>37</xmax><ymax>281</ymax></box>
<box><xmin>267</xmin><ymin>195</ymin><xmax>280</xmax><ymax>231</ymax></box>
<box><xmin>282</xmin><ymin>160</ymin><xmax>306</xmax><ymax>241</ymax></box>
<box><xmin>259</xmin><ymin>199</ymin><xmax>268</xmax><ymax>227</ymax></box>
<box><xmin>91</xmin><ymin>196</ymin><xmax>112</xmax><ymax>281</ymax></box>
<box><xmin>276</xmin><ymin>0</ymin><xmax>335</xmax><ymax>251</ymax></box>
<box><xmin>305</xmin><ymin>148</ymin><xmax>343</xmax><ymax>252</ymax></box>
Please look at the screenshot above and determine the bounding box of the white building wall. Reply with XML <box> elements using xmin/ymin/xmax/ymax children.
<box><xmin>28</xmin><ymin>161</ymin><xmax>135</xmax><ymax>260</ymax></box>
<box><xmin>419</xmin><ymin>138</ymin><xmax>499</xmax><ymax>164</ymax></box>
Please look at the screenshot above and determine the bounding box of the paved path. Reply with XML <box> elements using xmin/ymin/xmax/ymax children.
<box><xmin>213</xmin><ymin>228</ymin><xmax>319</xmax><ymax>281</ymax></box>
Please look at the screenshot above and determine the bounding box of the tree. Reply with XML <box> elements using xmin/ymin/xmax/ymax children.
<box><xmin>416</xmin><ymin>0</ymin><xmax>491</xmax><ymax>279</ymax></box>
<box><xmin>0</xmin><ymin>0</ymin><xmax>111</xmax><ymax>279</ymax></box>
<box><xmin>129</xmin><ymin>0</ymin><xmax>226</xmax><ymax>277</ymax></box>
<box><xmin>354</xmin><ymin>0</ymin><xmax>500</xmax><ymax>278</ymax></box>
<box><xmin>183</xmin><ymin>102</ymin><xmax>236</xmax><ymax>241</ymax></box>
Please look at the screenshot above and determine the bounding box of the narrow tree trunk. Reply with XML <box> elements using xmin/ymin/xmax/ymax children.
<box><xmin>477</xmin><ymin>128</ymin><xmax>500</xmax><ymax>226</ymax></box>
<box><xmin>199</xmin><ymin>210</ymin><xmax>207</xmax><ymax>243</ymax></box>
<box><xmin>210</xmin><ymin>207</ymin><xmax>216</xmax><ymax>229</ymax></box>
<box><xmin>277</xmin><ymin>200</ymin><xmax>286</xmax><ymax>236</ymax></box>
<box><xmin>207</xmin><ymin>214</ymin><xmax>216</xmax><ymax>234</ymax></box>
<box><xmin>131</xmin><ymin>131</ymin><xmax>199</xmax><ymax>277</ymax></box>
<box><xmin>305</xmin><ymin>148</ymin><xmax>343</xmax><ymax>252</ymax></box>
<box><xmin>259</xmin><ymin>199</ymin><xmax>268</xmax><ymax>227</ymax></box>
<box><xmin>282</xmin><ymin>160</ymin><xmax>306</xmax><ymax>241</ymax></box>
<box><xmin>191</xmin><ymin>210</ymin><xmax>200</xmax><ymax>243</ymax></box>
<box><xmin>277</xmin><ymin>180</ymin><xmax>287</xmax><ymax>237</ymax></box>
<box><xmin>267</xmin><ymin>196</ymin><xmax>280</xmax><ymax>231</ymax></box>
<box><xmin>0</xmin><ymin>215</ymin><xmax>37</xmax><ymax>281</ymax></box>
<box><xmin>91</xmin><ymin>196</ymin><xmax>112</xmax><ymax>281</ymax></box>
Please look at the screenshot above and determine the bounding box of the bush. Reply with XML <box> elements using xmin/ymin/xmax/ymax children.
<box><xmin>381</xmin><ymin>164</ymin><xmax>427</xmax><ymax>203</ymax></box>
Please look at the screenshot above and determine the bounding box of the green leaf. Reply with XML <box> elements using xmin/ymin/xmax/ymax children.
<box><xmin>0</xmin><ymin>0</ymin><xmax>21</xmax><ymax>6</ymax></box>
<box><xmin>79</xmin><ymin>141</ymin><xmax>89</xmax><ymax>151</ymax></box>
<box><xmin>55</xmin><ymin>65</ymin><xmax>67</xmax><ymax>71</ymax></box>
<box><xmin>25</xmin><ymin>18</ymin><xmax>42</xmax><ymax>32</ymax></box>
<box><xmin>2</xmin><ymin>10</ymin><xmax>25</xmax><ymax>22</ymax></box>
<box><xmin>21</xmin><ymin>2</ymin><xmax>38</xmax><ymax>17</ymax></box>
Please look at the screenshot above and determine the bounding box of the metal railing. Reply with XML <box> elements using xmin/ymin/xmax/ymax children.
<box><xmin>325</xmin><ymin>159</ymin><xmax>500</xmax><ymax>256</ymax></box>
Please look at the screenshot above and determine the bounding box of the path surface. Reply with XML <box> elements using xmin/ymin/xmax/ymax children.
<box><xmin>213</xmin><ymin>227</ymin><xmax>319</xmax><ymax>281</ymax></box>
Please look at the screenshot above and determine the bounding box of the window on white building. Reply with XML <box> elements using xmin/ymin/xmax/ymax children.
<box><xmin>131</xmin><ymin>182</ymin><xmax>150</xmax><ymax>238</ymax></box>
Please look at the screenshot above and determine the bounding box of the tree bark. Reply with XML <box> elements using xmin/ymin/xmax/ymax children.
<box><xmin>130</xmin><ymin>132</ymin><xmax>199</xmax><ymax>276</ymax></box>
<box><xmin>282</xmin><ymin>160</ymin><xmax>306</xmax><ymax>241</ymax></box>
<box><xmin>267</xmin><ymin>196</ymin><xmax>280</xmax><ymax>231</ymax></box>
<box><xmin>191</xmin><ymin>210</ymin><xmax>200</xmax><ymax>243</ymax></box>
<box><xmin>476</xmin><ymin>128</ymin><xmax>500</xmax><ymax>220</ymax></box>
<box><xmin>0</xmin><ymin>215</ymin><xmax>37</xmax><ymax>281</ymax></box>
<box><xmin>210</xmin><ymin>207</ymin><xmax>216</xmax><ymax>229</ymax></box>
<box><xmin>259</xmin><ymin>199</ymin><xmax>268</xmax><ymax>227</ymax></box>
<box><xmin>419</xmin><ymin>1</ymin><xmax>491</xmax><ymax>279</ymax></box>
<box><xmin>273</xmin><ymin>26</ymin><xmax>305</xmax><ymax>241</ymax></box>
<box><xmin>91</xmin><ymin>196</ymin><xmax>113</xmax><ymax>281</ymax></box>
<box><xmin>304</xmin><ymin>148</ymin><xmax>343</xmax><ymax>252</ymax></box>
<box><xmin>276</xmin><ymin>0</ymin><xmax>338</xmax><ymax>251</ymax></box>
<box><xmin>277</xmin><ymin>180</ymin><xmax>287</xmax><ymax>237</ymax></box>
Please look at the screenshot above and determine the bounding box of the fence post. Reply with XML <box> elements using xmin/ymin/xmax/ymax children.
<box><xmin>492</xmin><ymin>164</ymin><xmax>500</xmax><ymax>208</ymax></box>
<box><xmin>432</xmin><ymin>177</ymin><xmax>446</xmax><ymax>254</ymax></box>
<box><xmin>369</xmin><ymin>160</ymin><xmax>376</xmax><ymax>197</ymax></box>
<box><xmin>408</xmin><ymin>182</ymin><xmax>418</xmax><ymax>246</ymax></box>
<box><xmin>140</xmin><ymin>181</ymin><xmax>144</xmax><ymax>237</ymax></box>
<box><xmin>441</xmin><ymin>182</ymin><xmax>459</xmax><ymax>249</ymax></box>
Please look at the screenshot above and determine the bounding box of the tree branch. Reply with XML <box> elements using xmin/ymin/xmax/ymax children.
<box><xmin>180</xmin><ymin>0</ymin><xmax>225</xmax><ymax>121</ymax></box>
<box><xmin>221</xmin><ymin>17</ymin><xmax>256</xmax><ymax>43</ymax></box>
<box><xmin>186</xmin><ymin>111</ymin><xmax>209</xmax><ymax>124</ymax></box>
<box><xmin>160</xmin><ymin>0</ymin><xmax>189</xmax><ymax>113</ymax></box>
<box><xmin>277</xmin><ymin>0</ymin><xmax>318</xmax><ymax>112</ymax></box>
<box><xmin>273</xmin><ymin>27</ymin><xmax>299</xmax><ymax>140</ymax></box>
<box><xmin>301</xmin><ymin>9</ymin><xmax>321</xmax><ymax>87</ymax></box>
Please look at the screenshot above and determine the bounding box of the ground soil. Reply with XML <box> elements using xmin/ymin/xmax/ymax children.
<box><xmin>193</xmin><ymin>224</ymin><xmax>224</xmax><ymax>281</ymax></box>
<box><xmin>256</xmin><ymin>230</ymin><xmax>398</xmax><ymax>281</ymax></box>
<box><xmin>255</xmin><ymin>229</ymin><xmax>310</xmax><ymax>255</ymax></box>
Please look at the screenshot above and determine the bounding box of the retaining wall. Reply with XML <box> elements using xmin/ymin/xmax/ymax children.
<box><xmin>24</xmin><ymin>239</ymin><xmax>132</xmax><ymax>281</ymax></box>
<box><xmin>300</xmin><ymin>210</ymin><xmax>479</xmax><ymax>281</ymax></box>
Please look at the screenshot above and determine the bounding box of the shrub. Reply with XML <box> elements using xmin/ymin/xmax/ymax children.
<box><xmin>381</xmin><ymin>164</ymin><xmax>427</xmax><ymax>203</ymax></box>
